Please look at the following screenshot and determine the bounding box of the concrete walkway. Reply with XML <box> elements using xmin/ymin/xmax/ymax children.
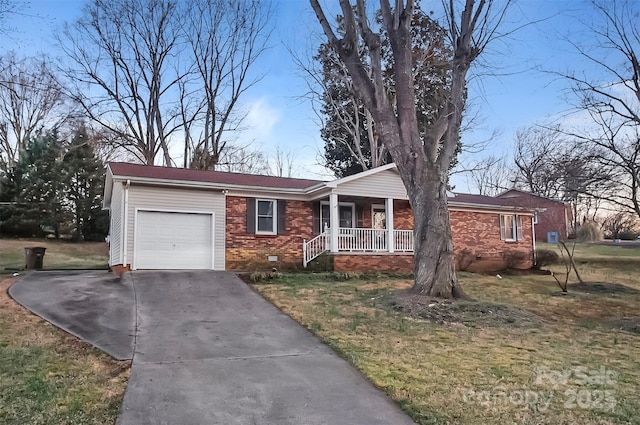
<box><xmin>11</xmin><ymin>270</ymin><xmax>417</xmax><ymax>424</ymax></box>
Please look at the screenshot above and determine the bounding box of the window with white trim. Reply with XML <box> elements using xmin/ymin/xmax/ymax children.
<box><xmin>500</xmin><ymin>214</ymin><xmax>524</xmax><ymax>241</ymax></box>
<box><xmin>256</xmin><ymin>199</ymin><xmax>277</xmax><ymax>234</ymax></box>
<box><xmin>320</xmin><ymin>202</ymin><xmax>355</xmax><ymax>230</ymax></box>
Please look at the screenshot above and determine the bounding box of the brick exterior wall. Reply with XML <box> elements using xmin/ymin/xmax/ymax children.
<box><xmin>394</xmin><ymin>200</ymin><xmax>413</xmax><ymax>229</ymax></box>
<box><xmin>450</xmin><ymin>210</ymin><xmax>534</xmax><ymax>272</ymax></box>
<box><xmin>110</xmin><ymin>264</ymin><xmax>131</xmax><ymax>277</ymax></box>
<box><xmin>226</xmin><ymin>196</ymin><xmax>314</xmax><ymax>271</ymax></box>
<box><xmin>497</xmin><ymin>190</ymin><xmax>573</xmax><ymax>241</ymax></box>
<box><xmin>225</xmin><ymin>196</ymin><xmax>533</xmax><ymax>273</ymax></box>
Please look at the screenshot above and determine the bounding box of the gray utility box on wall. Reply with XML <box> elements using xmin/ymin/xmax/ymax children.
<box><xmin>546</xmin><ymin>232</ymin><xmax>559</xmax><ymax>244</ymax></box>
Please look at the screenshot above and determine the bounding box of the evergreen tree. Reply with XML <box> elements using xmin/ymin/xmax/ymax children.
<box><xmin>317</xmin><ymin>6</ymin><xmax>451</xmax><ymax>177</ymax></box>
<box><xmin>63</xmin><ymin>128</ymin><xmax>109</xmax><ymax>241</ymax></box>
<box><xmin>13</xmin><ymin>133</ymin><xmax>69</xmax><ymax>237</ymax></box>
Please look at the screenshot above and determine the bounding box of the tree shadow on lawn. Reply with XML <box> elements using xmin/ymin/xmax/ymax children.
<box><xmin>568</xmin><ymin>281</ymin><xmax>640</xmax><ymax>295</ymax></box>
<box><xmin>385</xmin><ymin>276</ymin><xmax>640</xmax><ymax>331</ymax></box>
<box><xmin>385</xmin><ymin>289</ymin><xmax>542</xmax><ymax>328</ymax></box>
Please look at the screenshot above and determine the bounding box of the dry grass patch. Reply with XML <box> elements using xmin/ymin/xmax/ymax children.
<box><xmin>0</xmin><ymin>238</ymin><xmax>108</xmax><ymax>274</ymax></box>
<box><xmin>254</xmin><ymin>268</ymin><xmax>640</xmax><ymax>425</ymax></box>
<box><xmin>0</xmin><ymin>277</ymin><xmax>128</xmax><ymax>424</ymax></box>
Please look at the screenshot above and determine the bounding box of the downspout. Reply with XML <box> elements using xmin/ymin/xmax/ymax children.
<box><xmin>531</xmin><ymin>215</ymin><xmax>537</xmax><ymax>267</ymax></box>
<box><xmin>122</xmin><ymin>180</ymin><xmax>130</xmax><ymax>268</ymax></box>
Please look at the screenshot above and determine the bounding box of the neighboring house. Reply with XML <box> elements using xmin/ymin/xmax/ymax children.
<box><xmin>103</xmin><ymin>162</ymin><xmax>536</xmax><ymax>274</ymax></box>
<box><xmin>496</xmin><ymin>189</ymin><xmax>574</xmax><ymax>242</ymax></box>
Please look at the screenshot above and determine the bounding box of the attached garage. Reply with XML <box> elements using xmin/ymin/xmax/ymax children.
<box><xmin>134</xmin><ymin>211</ymin><xmax>214</xmax><ymax>269</ymax></box>
<box><xmin>104</xmin><ymin>165</ymin><xmax>227</xmax><ymax>272</ymax></box>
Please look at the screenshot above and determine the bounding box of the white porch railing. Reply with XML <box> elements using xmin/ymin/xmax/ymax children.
<box><xmin>303</xmin><ymin>230</ymin><xmax>329</xmax><ymax>267</ymax></box>
<box><xmin>303</xmin><ymin>228</ymin><xmax>415</xmax><ymax>267</ymax></box>
<box><xmin>394</xmin><ymin>229</ymin><xmax>414</xmax><ymax>252</ymax></box>
<box><xmin>337</xmin><ymin>227</ymin><xmax>388</xmax><ymax>251</ymax></box>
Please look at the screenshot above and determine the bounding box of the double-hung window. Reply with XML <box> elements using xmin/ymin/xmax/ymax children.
<box><xmin>500</xmin><ymin>214</ymin><xmax>523</xmax><ymax>241</ymax></box>
<box><xmin>256</xmin><ymin>199</ymin><xmax>277</xmax><ymax>234</ymax></box>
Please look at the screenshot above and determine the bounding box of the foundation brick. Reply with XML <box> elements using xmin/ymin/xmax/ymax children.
<box><xmin>110</xmin><ymin>264</ymin><xmax>130</xmax><ymax>277</ymax></box>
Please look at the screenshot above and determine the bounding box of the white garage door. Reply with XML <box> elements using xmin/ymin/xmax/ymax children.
<box><xmin>135</xmin><ymin>211</ymin><xmax>213</xmax><ymax>269</ymax></box>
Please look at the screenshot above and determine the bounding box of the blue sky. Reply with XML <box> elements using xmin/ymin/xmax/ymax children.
<box><xmin>3</xmin><ymin>0</ymin><xmax>600</xmax><ymax>190</ymax></box>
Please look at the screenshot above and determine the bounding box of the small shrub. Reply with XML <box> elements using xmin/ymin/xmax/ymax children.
<box><xmin>250</xmin><ymin>268</ymin><xmax>283</xmax><ymax>283</ymax></box>
<box><xmin>535</xmin><ymin>249</ymin><xmax>560</xmax><ymax>269</ymax></box>
<box><xmin>502</xmin><ymin>250</ymin><xmax>532</xmax><ymax>269</ymax></box>
<box><xmin>617</xmin><ymin>231</ymin><xmax>637</xmax><ymax>241</ymax></box>
<box><xmin>576</xmin><ymin>221</ymin><xmax>603</xmax><ymax>242</ymax></box>
<box><xmin>455</xmin><ymin>249</ymin><xmax>476</xmax><ymax>271</ymax></box>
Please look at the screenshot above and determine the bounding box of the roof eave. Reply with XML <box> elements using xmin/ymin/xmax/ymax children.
<box><xmin>448</xmin><ymin>200</ymin><xmax>535</xmax><ymax>213</ymax></box>
<box><xmin>109</xmin><ymin>174</ymin><xmax>319</xmax><ymax>194</ymax></box>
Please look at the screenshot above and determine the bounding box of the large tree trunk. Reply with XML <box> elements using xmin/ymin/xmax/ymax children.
<box><xmin>310</xmin><ymin>0</ymin><xmax>501</xmax><ymax>299</ymax></box>
<box><xmin>410</xmin><ymin>170</ymin><xmax>466</xmax><ymax>298</ymax></box>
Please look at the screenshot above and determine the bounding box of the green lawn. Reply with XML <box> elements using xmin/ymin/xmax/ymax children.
<box><xmin>0</xmin><ymin>238</ymin><xmax>108</xmax><ymax>275</ymax></box>
<box><xmin>0</xmin><ymin>277</ymin><xmax>128</xmax><ymax>425</ymax></box>
<box><xmin>253</xmin><ymin>244</ymin><xmax>640</xmax><ymax>425</ymax></box>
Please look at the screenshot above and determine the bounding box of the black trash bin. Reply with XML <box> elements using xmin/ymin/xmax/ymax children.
<box><xmin>25</xmin><ymin>247</ymin><xmax>47</xmax><ymax>270</ymax></box>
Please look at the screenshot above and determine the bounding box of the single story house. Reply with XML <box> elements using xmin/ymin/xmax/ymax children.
<box><xmin>496</xmin><ymin>189</ymin><xmax>574</xmax><ymax>242</ymax></box>
<box><xmin>103</xmin><ymin>162</ymin><xmax>536</xmax><ymax>274</ymax></box>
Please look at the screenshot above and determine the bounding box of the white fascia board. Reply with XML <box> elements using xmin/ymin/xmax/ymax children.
<box><xmin>109</xmin><ymin>174</ymin><xmax>317</xmax><ymax>196</ymax></box>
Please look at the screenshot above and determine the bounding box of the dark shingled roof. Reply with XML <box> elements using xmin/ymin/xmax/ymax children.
<box><xmin>108</xmin><ymin>162</ymin><xmax>326</xmax><ymax>190</ymax></box>
<box><xmin>449</xmin><ymin>193</ymin><xmax>526</xmax><ymax>208</ymax></box>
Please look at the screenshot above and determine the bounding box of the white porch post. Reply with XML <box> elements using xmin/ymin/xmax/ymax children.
<box><xmin>386</xmin><ymin>197</ymin><xmax>395</xmax><ymax>253</ymax></box>
<box><xmin>330</xmin><ymin>192</ymin><xmax>339</xmax><ymax>253</ymax></box>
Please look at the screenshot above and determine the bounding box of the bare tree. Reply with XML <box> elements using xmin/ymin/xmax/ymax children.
<box><xmin>513</xmin><ymin>126</ymin><xmax>565</xmax><ymax>198</ymax></box>
<box><xmin>513</xmin><ymin>124</ymin><xmax>612</xmax><ymax>228</ymax></box>
<box><xmin>182</xmin><ymin>0</ymin><xmax>272</xmax><ymax>170</ymax></box>
<box><xmin>466</xmin><ymin>154</ymin><xmax>513</xmax><ymax>196</ymax></box>
<box><xmin>0</xmin><ymin>53</ymin><xmax>67</xmax><ymax>168</ymax></box>
<box><xmin>602</xmin><ymin>210</ymin><xmax>637</xmax><ymax>239</ymax></box>
<box><xmin>310</xmin><ymin>0</ymin><xmax>510</xmax><ymax>298</ymax></box>
<box><xmin>215</xmin><ymin>144</ymin><xmax>269</xmax><ymax>174</ymax></box>
<box><xmin>266</xmin><ymin>145</ymin><xmax>300</xmax><ymax>177</ymax></box>
<box><xmin>557</xmin><ymin>0</ymin><xmax>640</xmax><ymax>220</ymax></box>
<box><xmin>58</xmin><ymin>0</ymin><xmax>185</xmax><ymax>166</ymax></box>
<box><xmin>0</xmin><ymin>0</ymin><xmax>19</xmax><ymax>38</ymax></box>
<box><xmin>298</xmin><ymin>39</ymin><xmax>389</xmax><ymax>177</ymax></box>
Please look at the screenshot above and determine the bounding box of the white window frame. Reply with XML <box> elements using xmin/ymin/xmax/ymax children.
<box><xmin>256</xmin><ymin>199</ymin><xmax>277</xmax><ymax>235</ymax></box>
<box><xmin>500</xmin><ymin>214</ymin><xmax>523</xmax><ymax>242</ymax></box>
<box><xmin>320</xmin><ymin>201</ymin><xmax>356</xmax><ymax>229</ymax></box>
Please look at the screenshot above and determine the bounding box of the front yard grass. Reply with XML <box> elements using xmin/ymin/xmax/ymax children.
<box><xmin>253</xmin><ymin>249</ymin><xmax>640</xmax><ymax>424</ymax></box>
<box><xmin>0</xmin><ymin>238</ymin><xmax>108</xmax><ymax>276</ymax></box>
<box><xmin>0</xmin><ymin>277</ymin><xmax>128</xmax><ymax>424</ymax></box>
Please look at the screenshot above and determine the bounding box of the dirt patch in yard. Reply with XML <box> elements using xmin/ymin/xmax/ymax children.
<box><xmin>386</xmin><ymin>289</ymin><xmax>541</xmax><ymax>328</ymax></box>
<box><xmin>568</xmin><ymin>281</ymin><xmax>640</xmax><ymax>295</ymax></box>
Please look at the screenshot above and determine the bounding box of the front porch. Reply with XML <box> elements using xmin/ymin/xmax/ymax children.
<box><xmin>299</xmin><ymin>163</ymin><xmax>414</xmax><ymax>269</ymax></box>
<box><xmin>303</xmin><ymin>227</ymin><xmax>414</xmax><ymax>267</ymax></box>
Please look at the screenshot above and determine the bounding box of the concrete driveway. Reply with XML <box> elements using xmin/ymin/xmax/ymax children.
<box><xmin>8</xmin><ymin>270</ymin><xmax>135</xmax><ymax>360</ymax></box>
<box><xmin>11</xmin><ymin>270</ymin><xmax>416</xmax><ymax>425</ymax></box>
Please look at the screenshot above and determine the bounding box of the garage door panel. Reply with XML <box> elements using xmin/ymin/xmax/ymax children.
<box><xmin>135</xmin><ymin>211</ymin><xmax>213</xmax><ymax>269</ymax></box>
